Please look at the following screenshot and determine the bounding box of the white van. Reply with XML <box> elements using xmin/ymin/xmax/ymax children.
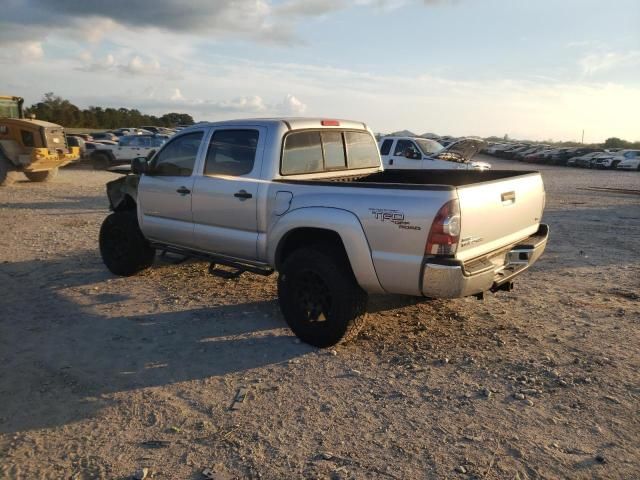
<box><xmin>379</xmin><ymin>136</ymin><xmax>489</xmax><ymax>170</ymax></box>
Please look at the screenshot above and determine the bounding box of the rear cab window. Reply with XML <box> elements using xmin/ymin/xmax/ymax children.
<box><xmin>281</xmin><ymin>129</ymin><xmax>378</xmax><ymax>175</ymax></box>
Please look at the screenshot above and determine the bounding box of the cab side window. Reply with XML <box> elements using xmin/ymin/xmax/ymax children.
<box><xmin>204</xmin><ymin>129</ymin><xmax>259</xmax><ymax>176</ymax></box>
<box><xmin>394</xmin><ymin>140</ymin><xmax>418</xmax><ymax>157</ymax></box>
<box><xmin>151</xmin><ymin>131</ymin><xmax>203</xmax><ymax>176</ymax></box>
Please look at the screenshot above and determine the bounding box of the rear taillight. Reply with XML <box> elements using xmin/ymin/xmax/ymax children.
<box><xmin>425</xmin><ymin>199</ymin><xmax>460</xmax><ymax>256</ymax></box>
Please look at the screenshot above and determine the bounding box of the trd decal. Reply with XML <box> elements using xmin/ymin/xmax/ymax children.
<box><xmin>369</xmin><ymin>208</ymin><xmax>421</xmax><ymax>231</ymax></box>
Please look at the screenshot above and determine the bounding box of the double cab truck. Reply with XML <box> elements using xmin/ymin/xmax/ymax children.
<box><xmin>100</xmin><ymin>118</ymin><xmax>549</xmax><ymax>347</ymax></box>
<box><xmin>379</xmin><ymin>136</ymin><xmax>490</xmax><ymax>171</ymax></box>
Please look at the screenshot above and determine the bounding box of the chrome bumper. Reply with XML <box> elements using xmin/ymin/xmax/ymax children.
<box><xmin>421</xmin><ymin>224</ymin><xmax>549</xmax><ymax>298</ymax></box>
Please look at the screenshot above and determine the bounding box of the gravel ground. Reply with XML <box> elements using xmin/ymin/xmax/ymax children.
<box><xmin>0</xmin><ymin>157</ymin><xmax>638</xmax><ymax>479</ymax></box>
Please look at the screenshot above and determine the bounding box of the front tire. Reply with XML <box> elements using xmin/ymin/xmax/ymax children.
<box><xmin>99</xmin><ymin>211</ymin><xmax>155</xmax><ymax>276</ymax></box>
<box><xmin>24</xmin><ymin>168</ymin><xmax>58</xmax><ymax>182</ymax></box>
<box><xmin>278</xmin><ymin>246</ymin><xmax>368</xmax><ymax>348</ymax></box>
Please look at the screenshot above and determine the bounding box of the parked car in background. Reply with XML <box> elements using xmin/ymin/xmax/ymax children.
<box><xmin>141</xmin><ymin>126</ymin><xmax>175</xmax><ymax>135</ymax></box>
<box><xmin>567</xmin><ymin>151</ymin><xmax>602</xmax><ymax>168</ymax></box>
<box><xmin>91</xmin><ymin>132</ymin><xmax>119</xmax><ymax>142</ymax></box>
<box><xmin>111</xmin><ymin>128</ymin><xmax>153</xmax><ymax>137</ymax></box>
<box><xmin>495</xmin><ymin>144</ymin><xmax>527</xmax><ymax>159</ymax></box>
<box><xmin>90</xmin><ymin>134</ymin><xmax>167</xmax><ymax>169</ymax></box>
<box><xmin>379</xmin><ymin>136</ymin><xmax>489</xmax><ymax>170</ymax></box>
<box><xmin>616</xmin><ymin>153</ymin><xmax>640</xmax><ymax>171</ymax></box>
<box><xmin>504</xmin><ymin>145</ymin><xmax>534</xmax><ymax>159</ymax></box>
<box><xmin>485</xmin><ymin>143</ymin><xmax>511</xmax><ymax>156</ymax></box>
<box><xmin>597</xmin><ymin>149</ymin><xmax>640</xmax><ymax>169</ymax></box>
<box><xmin>522</xmin><ymin>148</ymin><xmax>553</xmax><ymax>163</ymax></box>
<box><xmin>69</xmin><ymin>133</ymin><xmax>93</xmax><ymax>141</ymax></box>
<box><xmin>514</xmin><ymin>146</ymin><xmax>548</xmax><ymax>161</ymax></box>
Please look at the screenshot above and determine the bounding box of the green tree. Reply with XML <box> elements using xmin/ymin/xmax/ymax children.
<box><xmin>603</xmin><ymin>137</ymin><xmax>630</xmax><ymax>149</ymax></box>
<box><xmin>160</xmin><ymin>112</ymin><xmax>194</xmax><ymax>126</ymax></box>
<box><xmin>24</xmin><ymin>93</ymin><xmax>195</xmax><ymax>129</ymax></box>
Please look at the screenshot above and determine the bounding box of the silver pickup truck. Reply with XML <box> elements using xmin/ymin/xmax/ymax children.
<box><xmin>100</xmin><ymin>118</ymin><xmax>549</xmax><ymax>347</ymax></box>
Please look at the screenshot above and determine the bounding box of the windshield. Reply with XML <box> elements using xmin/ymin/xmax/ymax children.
<box><xmin>415</xmin><ymin>138</ymin><xmax>444</xmax><ymax>155</ymax></box>
<box><xmin>0</xmin><ymin>98</ymin><xmax>21</xmax><ymax>118</ymax></box>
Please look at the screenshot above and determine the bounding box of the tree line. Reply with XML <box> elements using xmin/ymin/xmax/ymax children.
<box><xmin>24</xmin><ymin>93</ymin><xmax>194</xmax><ymax>129</ymax></box>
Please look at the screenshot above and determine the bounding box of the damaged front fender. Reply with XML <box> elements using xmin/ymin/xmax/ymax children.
<box><xmin>106</xmin><ymin>174</ymin><xmax>140</xmax><ymax>211</ymax></box>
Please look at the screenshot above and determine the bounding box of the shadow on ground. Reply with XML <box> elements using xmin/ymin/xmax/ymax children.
<box><xmin>0</xmin><ymin>251</ymin><xmax>303</xmax><ymax>434</ymax></box>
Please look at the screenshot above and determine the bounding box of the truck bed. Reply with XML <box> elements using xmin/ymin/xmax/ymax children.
<box><xmin>276</xmin><ymin>169</ymin><xmax>539</xmax><ymax>189</ymax></box>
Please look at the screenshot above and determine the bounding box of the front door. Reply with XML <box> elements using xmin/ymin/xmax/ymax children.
<box><xmin>137</xmin><ymin>130</ymin><xmax>205</xmax><ymax>247</ymax></box>
<box><xmin>191</xmin><ymin>127</ymin><xmax>265</xmax><ymax>261</ymax></box>
<box><xmin>388</xmin><ymin>139</ymin><xmax>423</xmax><ymax>169</ymax></box>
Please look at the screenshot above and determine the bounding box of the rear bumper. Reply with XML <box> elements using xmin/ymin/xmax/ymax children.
<box><xmin>421</xmin><ymin>224</ymin><xmax>549</xmax><ymax>298</ymax></box>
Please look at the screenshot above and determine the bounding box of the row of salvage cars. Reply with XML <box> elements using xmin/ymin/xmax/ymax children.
<box><xmin>484</xmin><ymin>143</ymin><xmax>640</xmax><ymax>171</ymax></box>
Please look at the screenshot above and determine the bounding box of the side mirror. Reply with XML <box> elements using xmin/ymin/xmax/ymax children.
<box><xmin>131</xmin><ymin>157</ymin><xmax>149</xmax><ymax>175</ymax></box>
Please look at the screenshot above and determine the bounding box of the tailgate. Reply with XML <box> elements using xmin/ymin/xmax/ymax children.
<box><xmin>455</xmin><ymin>173</ymin><xmax>545</xmax><ymax>262</ymax></box>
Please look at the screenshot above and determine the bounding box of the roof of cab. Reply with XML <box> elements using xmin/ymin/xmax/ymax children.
<box><xmin>181</xmin><ymin>118</ymin><xmax>369</xmax><ymax>131</ymax></box>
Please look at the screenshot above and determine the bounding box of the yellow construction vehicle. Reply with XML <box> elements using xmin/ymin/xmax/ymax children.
<box><xmin>0</xmin><ymin>95</ymin><xmax>80</xmax><ymax>186</ymax></box>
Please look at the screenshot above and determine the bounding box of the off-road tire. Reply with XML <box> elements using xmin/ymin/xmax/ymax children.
<box><xmin>93</xmin><ymin>153</ymin><xmax>111</xmax><ymax>170</ymax></box>
<box><xmin>278</xmin><ymin>246</ymin><xmax>368</xmax><ymax>348</ymax></box>
<box><xmin>24</xmin><ymin>168</ymin><xmax>58</xmax><ymax>182</ymax></box>
<box><xmin>99</xmin><ymin>211</ymin><xmax>155</xmax><ymax>276</ymax></box>
<box><xmin>0</xmin><ymin>152</ymin><xmax>19</xmax><ymax>186</ymax></box>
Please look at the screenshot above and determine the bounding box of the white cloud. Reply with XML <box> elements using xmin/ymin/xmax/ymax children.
<box><xmin>77</xmin><ymin>52</ymin><xmax>165</xmax><ymax>77</ymax></box>
<box><xmin>277</xmin><ymin>94</ymin><xmax>307</xmax><ymax>115</ymax></box>
<box><xmin>0</xmin><ymin>40</ymin><xmax>44</xmax><ymax>63</ymax></box>
<box><xmin>276</xmin><ymin>0</ymin><xmax>346</xmax><ymax>17</ymax></box>
<box><xmin>579</xmin><ymin>51</ymin><xmax>640</xmax><ymax>75</ymax></box>
<box><xmin>120</xmin><ymin>56</ymin><xmax>161</xmax><ymax>75</ymax></box>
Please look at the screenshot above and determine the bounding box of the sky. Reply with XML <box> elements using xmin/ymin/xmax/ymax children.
<box><xmin>0</xmin><ymin>0</ymin><xmax>639</xmax><ymax>142</ymax></box>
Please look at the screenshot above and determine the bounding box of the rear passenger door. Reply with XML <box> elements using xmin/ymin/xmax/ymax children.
<box><xmin>191</xmin><ymin>127</ymin><xmax>266</xmax><ymax>261</ymax></box>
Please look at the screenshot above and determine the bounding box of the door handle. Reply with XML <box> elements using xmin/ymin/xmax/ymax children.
<box><xmin>234</xmin><ymin>190</ymin><xmax>252</xmax><ymax>200</ymax></box>
<box><xmin>176</xmin><ymin>187</ymin><xmax>191</xmax><ymax>195</ymax></box>
<box><xmin>389</xmin><ymin>159</ymin><xmax>394</xmax><ymax>165</ymax></box>
<box><xmin>501</xmin><ymin>191</ymin><xmax>515</xmax><ymax>204</ymax></box>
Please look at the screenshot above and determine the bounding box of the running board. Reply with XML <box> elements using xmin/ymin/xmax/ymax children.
<box><xmin>151</xmin><ymin>243</ymin><xmax>274</xmax><ymax>277</ymax></box>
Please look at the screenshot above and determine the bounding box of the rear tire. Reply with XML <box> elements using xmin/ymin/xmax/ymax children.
<box><xmin>278</xmin><ymin>246</ymin><xmax>368</xmax><ymax>348</ymax></box>
<box><xmin>93</xmin><ymin>153</ymin><xmax>110</xmax><ymax>170</ymax></box>
<box><xmin>0</xmin><ymin>153</ymin><xmax>19</xmax><ymax>186</ymax></box>
<box><xmin>24</xmin><ymin>168</ymin><xmax>58</xmax><ymax>182</ymax></box>
<box><xmin>99</xmin><ymin>211</ymin><xmax>155</xmax><ymax>276</ymax></box>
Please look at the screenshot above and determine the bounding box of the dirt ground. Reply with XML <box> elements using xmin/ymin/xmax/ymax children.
<box><xmin>0</xmin><ymin>157</ymin><xmax>638</xmax><ymax>480</ymax></box>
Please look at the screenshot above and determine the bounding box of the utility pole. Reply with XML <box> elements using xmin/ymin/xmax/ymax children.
<box><xmin>581</xmin><ymin>129</ymin><xmax>584</xmax><ymax>144</ymax></box>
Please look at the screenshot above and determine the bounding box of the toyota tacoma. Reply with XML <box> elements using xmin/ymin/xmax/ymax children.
<box><xmin>100</xmin><ymin>118</ymin><xmax>549</xmax><ymax>347</ymax></box>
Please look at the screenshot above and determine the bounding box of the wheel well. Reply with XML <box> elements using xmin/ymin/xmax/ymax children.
<box><xmin>113</xmin><ymin>194</ymin><xmax>137</xmax><ymax>212</ymax></box>
<box><xmin>276</xmin><ymin>228</ymin><xmax>348</xmax><ymax>270</ymax></box>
